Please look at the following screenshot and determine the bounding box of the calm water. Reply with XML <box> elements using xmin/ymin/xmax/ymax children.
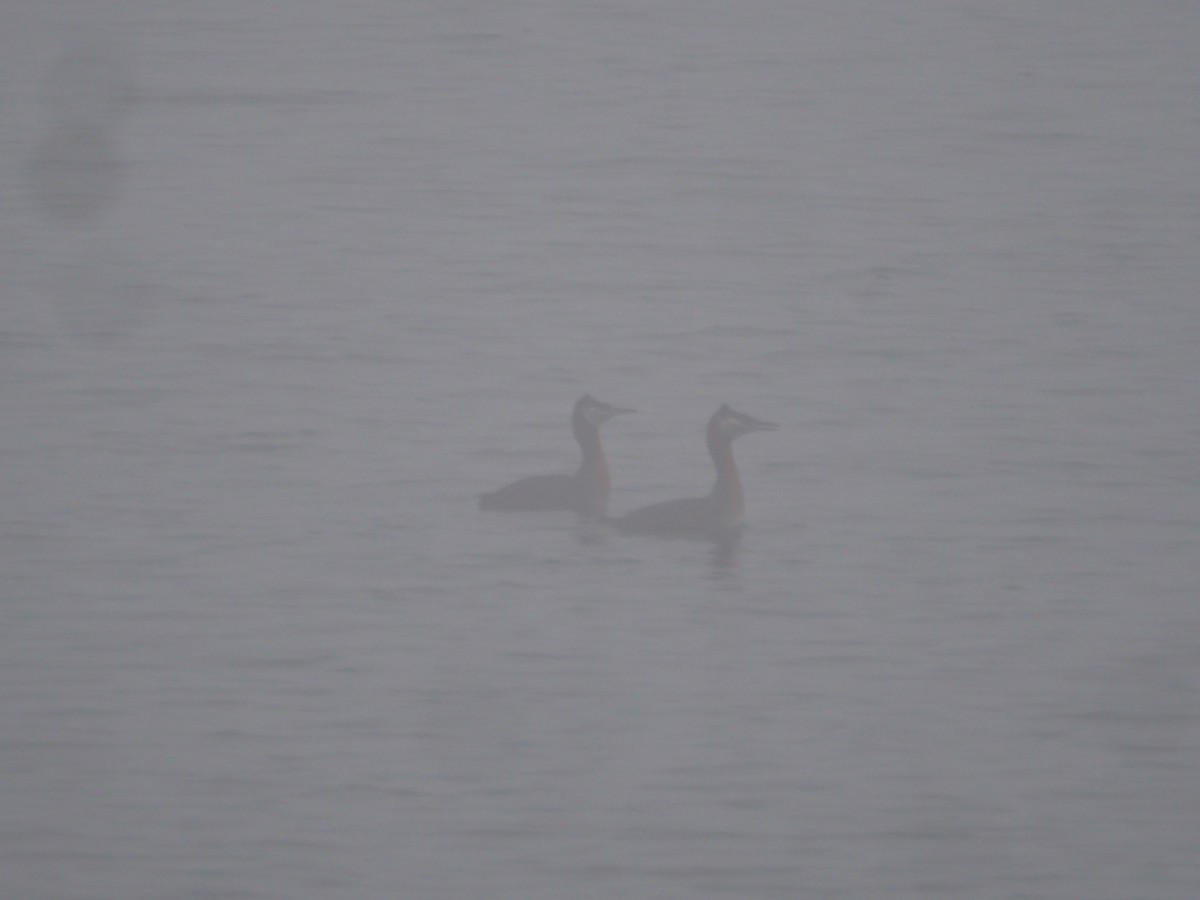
<box><xmin>2</xmin><ymin>2</ymin><xmax>1198</xmax><ymax>898</ymax></box>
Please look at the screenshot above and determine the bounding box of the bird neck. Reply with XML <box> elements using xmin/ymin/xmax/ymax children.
<box><xmin>576</xmin><ymin>425</ymin><xmax>608</xmax><ymax>479</ymax></box>
<box><xmin>709</xmin><ymin>436</ymin><xmax>744</xmax><ymax>517</ymax></box>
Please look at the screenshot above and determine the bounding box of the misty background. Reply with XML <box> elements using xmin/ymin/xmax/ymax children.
<box><xmin>2</xmin><ymin>2</ymin><xmax>1198</xmax><ymax>898</ymax></box>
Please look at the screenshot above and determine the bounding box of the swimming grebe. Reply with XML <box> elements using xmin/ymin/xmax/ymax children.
<box><xmin>613</xmin><ymin>404</ymin><xmax>777</xmax><ymax>539</ymax></box>
<box><xmin>478</xmin><ymin>394</ymin><xmax>634</xmax><ymax>518</ymax></box>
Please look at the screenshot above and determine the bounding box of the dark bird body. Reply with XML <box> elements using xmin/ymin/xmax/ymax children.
<box><xmin>613</xmin><ymin>404</ymin><xmax>776</xmax><ymax>539</ymax></box>
<box><xmin>478</xmin><ymin>395</ymin><xmax>633</xmax><ymax>519</ymax></box>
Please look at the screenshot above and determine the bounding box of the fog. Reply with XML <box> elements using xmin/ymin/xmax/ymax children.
<box><xmin>2</xmin><ymin>2</ymin><xmax>1198</xmax><ymax>898</ymax></box>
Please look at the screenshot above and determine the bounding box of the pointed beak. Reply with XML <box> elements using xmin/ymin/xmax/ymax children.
<box><xmin>586</xmin><ymin>402</ymin><xmax>634</xmax><ymax>426</ymax></box>
<box><xmin>747</xmin><ymin>416</ymin><xmax>778</xmax><ymax>432</ymax></box>
<box><xmin>598</xmin><ymin>402</ymin><xmax>634</xmax><ymax>418</ymax></box>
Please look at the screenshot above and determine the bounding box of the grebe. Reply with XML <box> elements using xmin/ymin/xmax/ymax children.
<box><xmin>478</xmin><ymin>394</ymin><xmax>634</xmax><ymax>518</ymax></box>
<box><xmin>613</xmin><ymin>404</ymin><xmax>776</xmax><ymax>539</ymax></box>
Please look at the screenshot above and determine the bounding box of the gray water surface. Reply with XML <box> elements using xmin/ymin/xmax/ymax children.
<box><xmin>2</xmin><ymin>2</ymin><xmax>1198</xmax><ymax>898</ymax></box>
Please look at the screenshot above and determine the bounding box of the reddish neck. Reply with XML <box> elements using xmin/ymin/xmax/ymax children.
<box><xmin>576</xmin><ymin>425</ymin><xmax>608</xmax><ymax>477</ymax></box>
<box><xmin>708</xmin><ymin>435</ymin><xmax>744</xmax><ymax>518</ymax></box>
<box><xmin>575</xmin><ymin>424</ymin><xmax>610</xmax><ymax>516</ymax></box>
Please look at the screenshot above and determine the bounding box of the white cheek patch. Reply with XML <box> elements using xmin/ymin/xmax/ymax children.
<box><xmin>583</xmin><ymin>406</ymin><xmax>606</xmax><ymax>426</ymax></box>
<box><xmin>717</xmin><ymin>415</ymin><xmax>743</xmax><ymax>435</ymax></box>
